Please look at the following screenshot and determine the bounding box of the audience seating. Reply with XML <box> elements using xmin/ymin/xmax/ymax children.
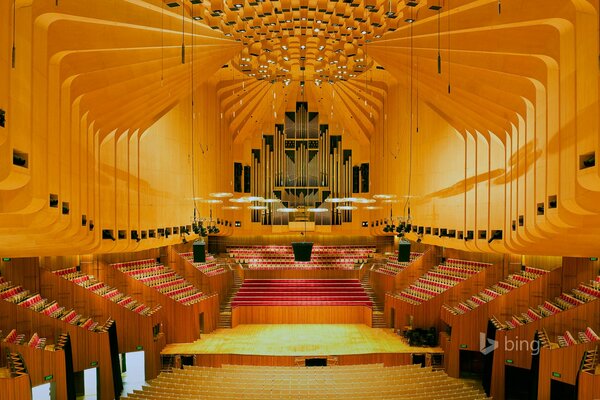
<box><xmin>112</xmin><ymin>259</ymin><xmax>204</xmax><ymax>305</ymax></box>
<box><xmin>553</xmin><ymin>327</ymin><xmax>599</xmax><ymax>347</ymax></box>
<box><xmin>122</xmin><ymin>363</ymin><xmax>488</xmax><ymax>400</ymax></box>
<box><xmin>53</xmin><ymin>267</ymin><xmax>161</xmax><ymax>316</ymax></box>
<box><xmin>179</xmin><ymin>252</ymin><xmax>228</xmax><ymax>276</ymax></box>
<box><xmin>2</xmin><ymin>330</ymin><xmax>46</xmax><ymax>350</ymax></box>
<box><xmin>395</xmin><ymin>259</ymin><xmax>492</xmax><ymax>305</ymax></box>
<box><xmin>502</xmin><ymin>275</ymin><xmax>600</xmax><ymax>329</ymax></box>
<box><xmin>227</xmin><ymin>245</ymin><xmax>375</xmax><ymax>270</ymax></box>
<box><xmin>232</xmin><ymin>279</ymin><xmax>372</xmax><ymax>307</ymax></box>
<box><xmin>442</xmin><ymin>266</ymin><xmax>547</xmax><ymax>315</ymax></box>
<box><xmin>0</xmin><ymin>276</ymin><xmax>103</xmax><ymax>331</ymax></box>
<box><xmin>373</xmin><ymin>252</ymin><xmax>424</xmax><ymax>276</ymax></box>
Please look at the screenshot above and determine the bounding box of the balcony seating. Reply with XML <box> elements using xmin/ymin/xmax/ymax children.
<box><xmin>442</xmin><ymin>267</ymin><xmax>547</xmax><ymax>315</ymax></box>
<box><xmin>231</xmin><ymin>279</ymin><xmax>372</xmax><ymax>307</ymax></box>
<box><xmin>227</xmin><ymin>245</ymin><xmax>375</xmax><ymax>270</ymax></box>
<box><xmin>0</xmin><ymin>277</ymin><xmax>103</xmax><ymax>331</ymax></box>
<box><xmin>373</xmin><ymin>252</ymin><xmax>424</xmax><ymax>276</ymax></box>
<box><xmin>122</xmin><ymin>363</ymin><xmax>488</xmax><ymax>400</ymax></box>
<box><xmin>53</xmin><ymin>267</ymin><xmax>161</xmax><ymax>316</ymax></box>
<box><xmin>502</xmin><ymin>276</ymin><xmax>600</xmax><ymax>329</ymax></box>
<box><xmin>112</xmin><ymin>259</ymin><xmax>204</xmax><ymax>305</ymax></box>
<box><xmin>179</xmin><ymin>252</ymin><xmax>228</xmax><ymax>276</ymax></box>
<box><xmin>396</xmin><ymin>259</ymin><xmax>492</xmax><ymax>305</ymax></box>
<box><xmin>3</xmin><ymin>329</ymin><xmax>47</xmax><ymax>350</ymax></box>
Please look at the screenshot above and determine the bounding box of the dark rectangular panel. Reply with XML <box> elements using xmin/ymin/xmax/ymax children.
<box><xmin>243</xmin><ymin>166</ymin><xmax>251</xmax><ymax>193</ymax></box>
<box><xmin>353</xmin><ymin>166</ymin><xmax>360</xmax><ymax>193</ymax></box>
<box><xmin>234</xmin><ymin>162</ymin><xmax>243</xmax><ymax>193</ymax></box>
<box><xmin>360</xmin><ymin>163</ymin><xmax>369</xmax><ymax>193</ymax></box>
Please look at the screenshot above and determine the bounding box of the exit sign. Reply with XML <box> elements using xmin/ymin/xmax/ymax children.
<box><xmin>590</xmin><ymin>257</ymin><xmax>598</xmax><ymax>261</ymax></box>
<box><xmin>136</xmin><ymin>345</ymin><xmax>143</xmax><ymax>350</ymax></box>
<box><xmin>505</xmin><ymin>359</ymin><xmax>514</xmax><ymax>364</ymax></box>
<box><xmin>44</xmin><ymin>375</ymin><xmax>53</xmax><ymax>381</ymax></box>
<box><xmin>90</xmin><ymin>361</ymin><xmax>98</xmax><ymax>367</ymax></box>
<box><xmin>2</xmin><ymin>258</ymin><xmax>10</xmax><ymax>262</ymax></box>
<box><xmin>552</xmin><ymin>372</ymin><xmax>561</xmax><ymax>378</ymax></box>
<box><xmin>459</xmin><ymin>344</ymin><xmax>468</xmax><ymax>349</ymax></box>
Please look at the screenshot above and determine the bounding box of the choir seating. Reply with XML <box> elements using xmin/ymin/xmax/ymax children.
<box><xmin>112</xmin><ymin>259</ymin><xmax>205</xmax><ymax>305</ymax></box>
<box><xmin>122</xmin><ymin>363</ymin><xmax>488</xmax><ymax>400</ymax></box>
<box><xmin>227</xmin><ymin>245</ymin><xmax>375</xmax><ymax>270</ymax></box>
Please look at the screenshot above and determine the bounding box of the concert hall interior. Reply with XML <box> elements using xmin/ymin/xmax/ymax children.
<box><xmin>0</xmin><ymin>0</ymin><xmax>599</xmax><ymax>399</ymax></box>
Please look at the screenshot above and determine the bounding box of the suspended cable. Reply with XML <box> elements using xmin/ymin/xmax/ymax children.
<box><xmin>181</xmin><ymin>0</ymin><xmax>185</xmax><ymax>64</ymax></box>
<box><xmin>12</xmin><ymin>0</ymin><xmax>16</xmax><ymax>68</ymax></box>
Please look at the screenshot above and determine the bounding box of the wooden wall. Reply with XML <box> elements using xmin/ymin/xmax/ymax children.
<box><xmin>231</xmin><ymin>305</ymin><xmax>372</xmax><ymax>327</ymax></box>
<box><xmin>0</xmin><ymin>374</ymin><xmax>32</xmax><ymax>400</ymax></box>
<box><xmin>385</xmin><ymin>258</ymin><xmax>507</xmax><ymax>331</ymax></box>
<box><xmin>193</xmin><ymin>352</ymin><xmax>413</xmax><ymax>368</ymax></box>
<box><xmin>578</xmin><ymin>372</ymin><xmax>600</xmax><ymax>400</ymax></box>
<box><xmin>490</xmin><ymin>300</ymin><xmax>599</xmax><ymax>400</ymax></box>
<box><xmin>370</xmin><ymin>245</ymin><xmax>438</xmax><ymax>306</ymax></box>
<box><xmin>169</xmin><ymin>245</ymin><xmax>233</xmax><ymax>297</ymax></box>
<box><xmin>0</xmin><ymin>300</ymin><xmax>116</xmax><ymax>400</ymax></box>
<box><xmin>86</xmin><ymin>256</ymin><xmax>219</xmax><ymax>344</ymax></box>
<box><xmin>1</xmin><ymin>343</ymin><xmax>66</xmax><ymax>399</ymax></box>
<box><xmin>441</xmin><ymin>268</ymin><xmax>563</xmax><ymax>377</ymax></box>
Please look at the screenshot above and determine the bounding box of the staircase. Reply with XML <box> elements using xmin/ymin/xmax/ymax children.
<box><xmin>217</xmin><ymin>269</ymin><xmax>243</xmax><ymax>329</ymax></box>
<box><xmin>360</xmin><ymin>268</ymin><xmax>387</xmax><ymax>328</ymax></box>
<box><xmin>581</xmin><ymin>347</ymin><xmax>599</xmax><ymax>373</ymax></box>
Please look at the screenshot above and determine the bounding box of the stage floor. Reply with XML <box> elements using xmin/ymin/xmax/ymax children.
<box><xmin>161</xmin><ymin>324</ymin><xmax>442</xmax><ymax>356</ymax></box>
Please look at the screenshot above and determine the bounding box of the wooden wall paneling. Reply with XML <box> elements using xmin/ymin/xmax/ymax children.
<box><xmin>84</xmin><ymin>256</ymin><xmax>219</xmax><ymax>343</ymax></box>
<box><xmin>385</xmin><ymin>257</ymin><xmax>505</xmax><ymax>331</ymax></box>
<box><xmin>38</xmin><ymin>269</ymin><xmax>165</xmax><ymax>380</ymax></box>
<box><xmin>0</xmin><ymin>374</ymin><xmax>32</xmax><ymax>400</ymax></box>
<box><xmin>193</xmin><ymin>353</ymin><xmax>413</xmax><ymax>368</ymax></box>
<box><xmin>578</xmin><ymin>371</ymin><xmax>600</xmax><ymax>400</ymax></box>
<box><xmin>231</xmin><ymin>306</ymin><xmax>372</xmax><ymax>327</ymax></box>
<box><xmin>168</xmin><ymin>245</ymin><xmax>233</xmax><ymax>298</ymax></box>
<box><xmin>243</xmin><ymin>269</ymin><xmax>360</xmax><ymax>280</ymax></box>
<box><xmin>0</xmin><ymin>301</ymin><xmax>115</xmax><ymax>400</ymax></box>
<box><xmin>538</xmin><ymin>342</ymin><xmax>598</xmax><ymax>400</ymax></box>
<box><xmin>440</xmin><ymin>267</ymin><xmax>563</xmax><ymax>378</ymax></box>
<box><xmin>2</xmin><ymin>342</ymin><xmax>66</xmax><ymax>399</ymax></box>
<box><xmin>490</xmin><ymin>299</ymin><xmax>599</xmax><ymax>400</ymax></box>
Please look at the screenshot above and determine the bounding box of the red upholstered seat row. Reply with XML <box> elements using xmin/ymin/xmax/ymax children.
<box><xmin>228</xmin><ymin>245</ymin><xmax>375</xmax><ymax>271</ymax></box>
<box><xmin>397</xmin><ymin>259</ymin><xmax>493</xmax><ymax>305</ymax></box>
<box><xmin>501</xmin><ymin>276</ymin><xmax>600</xmax><ymax>329</ymax></box>
<box><xmin>232</xmin><ymin>279</ymin><xmax>372</xmax><ymax>308</ymax></box>
<box><xmin>1</xmin><ymin>274</ymin><xmax>103</xmax><ymax>331</ymax></box>
<box><xmin>179</xmin><ymin>252</ymin><xmax>228</xmax><ymax>276</ymax></box>
<box><xmin>111</xmin><ymin>260</ymin><xmax>204</xmax><ymax>306</ymax></box>
<box><xmin>443</xmin><ymin>266</ymin><xmax>548</xmax><ymax>315</ymax></box>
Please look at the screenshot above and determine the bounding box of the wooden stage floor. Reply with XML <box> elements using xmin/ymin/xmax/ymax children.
<box><xmin>162</xmin><ymin>324</ymin><xmax>442</xmax><ymax>357</ymax></box>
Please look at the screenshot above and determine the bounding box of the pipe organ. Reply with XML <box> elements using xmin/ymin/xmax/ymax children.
<box><xmin>249</xmin><ymin>102</ymin><xmax>354</xmax><ymax>226</ymax></box>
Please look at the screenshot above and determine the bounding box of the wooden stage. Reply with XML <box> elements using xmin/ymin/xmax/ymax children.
<box><xmin>161</xmin><ymin>324</ymin><xmax>443</xmax><ymax>367</ymax></box>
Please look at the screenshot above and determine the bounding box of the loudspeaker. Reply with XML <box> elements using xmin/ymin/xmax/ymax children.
<box><xmin>193</xmin><ymin>241</ymin><xmax>206</xmax><ymax>263</ymax></box>
<box><xmin>292</xmin><ymin>242</ymin><xmax>313</xmax><ymax>262</ymax></box>
<box><xmin>398</xmin><ymin>240</ymin><xmax>411</xmax><ymax>262</ymax></box>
